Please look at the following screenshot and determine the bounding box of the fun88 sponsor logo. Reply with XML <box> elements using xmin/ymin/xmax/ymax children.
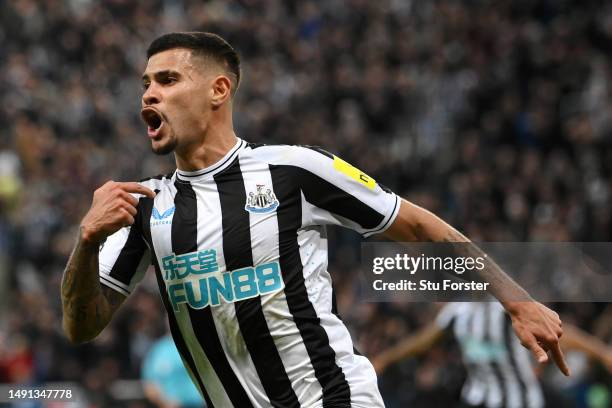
<box><xmin>162</xmin><ymin>249</ymin><xmax>284</xmax><ymax>312</ymax></box>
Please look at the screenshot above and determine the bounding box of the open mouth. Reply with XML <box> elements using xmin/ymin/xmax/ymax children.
<box><xmin>141</xmin><ymin>108</ymin><xmax>164</xmax><ymax>136</ymax></box>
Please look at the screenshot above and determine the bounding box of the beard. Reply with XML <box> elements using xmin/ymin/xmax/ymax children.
<box><xmin>151</xmin><ymin>136</ymin><xmax>177</xmax><ymax>155</ymax></box>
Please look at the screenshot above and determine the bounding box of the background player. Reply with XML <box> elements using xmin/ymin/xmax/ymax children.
<box><xmin>373</xmin><ymin>302</ymin><xmax>612</xmax><ymax>407</ymax></box>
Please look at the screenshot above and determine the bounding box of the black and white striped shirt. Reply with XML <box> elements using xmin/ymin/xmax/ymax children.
<box><xmin>436</xmin><ymin>302</ymin><xmax>545</xmax><ymax>408</ymax></box>
<box><xmin>99</xmin><ymin>139</ymin><xmax>400</xmax><ymax>407</ymax></box>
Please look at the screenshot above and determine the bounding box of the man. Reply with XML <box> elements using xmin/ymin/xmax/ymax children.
<box><xmin>61</xmin><ymin>32</ymin><xmax>568</xmax><ymax>408</ymax></box>
<box><xmin>373</xmin><ymin>302</ymin><xmax>612</xmax><ymax>407</ymax></box>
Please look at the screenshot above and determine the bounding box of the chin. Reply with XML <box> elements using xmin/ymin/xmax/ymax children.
<box><xmin>151</xmin><ymin>138</ymin><xmax>177</xmax><ymax>155</ymax></box>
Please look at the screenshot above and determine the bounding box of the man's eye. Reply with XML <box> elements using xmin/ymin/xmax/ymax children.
<box><xmin>143</xmin><ymin>83</ymin><xmax>150</xmax><ymax>90</ymax></box>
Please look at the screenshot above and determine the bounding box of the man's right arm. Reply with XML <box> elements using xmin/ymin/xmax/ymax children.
<box><xmin>61</xmin><ymin>181</ymin><xmax>155</xmax><ymax>344</ymax></box>
<box><xmin>61</xmin><ymin>234</ymin><xmax>126</xmax><ymax>344</ymax></box>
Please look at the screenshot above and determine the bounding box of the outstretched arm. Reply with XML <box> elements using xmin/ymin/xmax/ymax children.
<box><xmin>382</xmin><ymin>199</ymin><xmax>570</xmax><ymax>375</ymax></box>
<box><xmin>371</xmin><ymin>321</ymin><xmax>446</xmax><ymax>375</ymax></box>
<box><xmin>561</xmin><ymin>323</ymin><xmax>612</xmax><ymax>372</ymax></box>
<box><xmin>61</xmin><ymin>181</ymin><xmax>155</xmax><ymax>344</ymax></box>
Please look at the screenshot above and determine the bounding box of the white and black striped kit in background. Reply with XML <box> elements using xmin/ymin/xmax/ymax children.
<box><xmin>436</xmin><ymin>302</ymin><xmax>545</xmax><ymax>408</ymax></box>
<box><xmin>98</xmin><ymin>138</ymin><xmax>400</xmax><ymax>408</ymax></box>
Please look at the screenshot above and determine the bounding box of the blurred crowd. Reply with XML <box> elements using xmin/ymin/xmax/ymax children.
<box><xmin>1</xmin><ymin>0</ymin><xmax>612</xmax><ymax>406</ymax></box>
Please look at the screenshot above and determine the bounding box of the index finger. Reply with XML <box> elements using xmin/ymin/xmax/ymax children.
<box><xmin>117</xmin><ymin>182</ymin><xmax>156</xmax><ymax>198</ymax></box>
<box><xmin>549</xmin><ymin>342</ymin><xmax>570</xmax><ymax>376</ymax></box>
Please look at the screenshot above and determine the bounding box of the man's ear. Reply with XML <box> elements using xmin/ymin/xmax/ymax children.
<box><xmin>210</xmin><ymin>75</ymin><xmax>232</xmax><ymax>108</ymax></box>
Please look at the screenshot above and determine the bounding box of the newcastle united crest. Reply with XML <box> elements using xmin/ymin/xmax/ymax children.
<box><xmin>245</xmin><ymin>184</ymin><xmax>279</xmax><ymax>214</ymax></box>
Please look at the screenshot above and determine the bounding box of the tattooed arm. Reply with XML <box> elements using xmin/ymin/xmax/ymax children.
<box><xmin>383</xmin><ymin>200</ymin><xmax>530</xmax><ymax>302</ymax></box>
<box><xmin>61</xmin><ymin>181</ymin><xmax>155</xmax><ymax>344</ymax></box>
<box><xmin>61</xmin><ymin>234</ymin><xmax>126</xmax><ymax>344</ymax></box>
<box><xmin>382</xmin><ymin>199</ymin><xmax>570</xmax><ymax>376</ymax></box>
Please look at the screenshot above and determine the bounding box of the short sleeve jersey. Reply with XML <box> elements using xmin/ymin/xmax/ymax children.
<box><xmin>99</xmin><ymin>139</ymin><xmax>400</xmax><ymax>408</ymax></box>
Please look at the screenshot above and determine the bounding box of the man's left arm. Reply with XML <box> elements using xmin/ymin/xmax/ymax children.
<box><xmin>382</xmin><ymin>199</ymin><xmax>570</xmax><ymax>376</ymax></box>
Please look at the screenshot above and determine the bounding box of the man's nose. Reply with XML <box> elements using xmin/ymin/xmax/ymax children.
<box><xmin>142</xmin><ymin>84</ymin><xmax>161</xmax><ymax>106</ymax></box>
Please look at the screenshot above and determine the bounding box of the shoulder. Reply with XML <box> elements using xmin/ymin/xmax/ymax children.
<box><xmin>241</xmin><ymin>142</ymin><xmax>334</xmax><ymax>169</ymax></box>
<box><xmin>240</xmin><ymin>142</ymin><xmax>383</xmax><ymax>192</ymax></box>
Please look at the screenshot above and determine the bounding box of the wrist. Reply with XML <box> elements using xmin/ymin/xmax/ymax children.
<box><xmin>501</xmin><ymin>299</ymin><xmax>532</xmax><ymax>316</ymax></box>
<box><xmin>498</xmin><ymin>286</ymin><xmax>534</xmax><ymax>313</ymax></box>
<box><xmin>79</xmin><ymin>225</ymin><xmax>102</xmax><ymax>247</ymax></box>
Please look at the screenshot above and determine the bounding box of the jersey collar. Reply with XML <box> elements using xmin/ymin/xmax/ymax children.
<box><xmin>176</xmin><ymin>138</ymin><xmax>245</xmax><ymax>182</ymax></box>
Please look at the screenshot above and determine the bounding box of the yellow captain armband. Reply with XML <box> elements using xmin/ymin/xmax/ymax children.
<box><xmin>332</xmin><ymin>156</ymin><xmax>376</xmax><ymax>190</ymax></box>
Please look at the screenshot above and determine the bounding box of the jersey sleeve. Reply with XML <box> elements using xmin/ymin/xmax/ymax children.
<box><xmin>99</xmin><ymin>199</ymin><xmax>150</xmax><ymax>296</ymax></box>
<box><xmin>291</xmin><ymin>146</ymin><xmax>401</xmax><ymax>237</ymax></box>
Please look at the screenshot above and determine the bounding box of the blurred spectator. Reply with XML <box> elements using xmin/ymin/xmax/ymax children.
<box><xmin>142</xmin><ymin>334</ymin><xmax>205</xmax><ymax>408</ymax></box>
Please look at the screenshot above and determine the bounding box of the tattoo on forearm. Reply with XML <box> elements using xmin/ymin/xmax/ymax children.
<box><xmin>61</xmin><ymin>236</ymin><xmax>112</xmax><ymax>339</ymax></box>
<box><xmin>441</xmin><ymin>229</ymin><xmax>465</xmax><ymax>242</ymax></box>
<box><xmin>101</xmin><ymin>285</ymin><xmax>124</xmax><ymax>308</ymax></box>
<box><xmin>437</xmin><ymin>228</ymin><xmax>529</xmax><ymax>301</ymax></box>
<box><xmin>64</xmin><ymin>298</ymin><xmax>89</xmax><ymax>321</ymax></box>
<box><xmin>95</xmin><ymin>302</ymin><xmax>101</xmax><ymax>325</ymax></box>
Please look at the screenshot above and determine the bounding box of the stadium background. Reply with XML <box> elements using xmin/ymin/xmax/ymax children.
<box><xmin>0</xmin><ymin>0</ymin><xmax>611</xmax><ymax>406</ymax></box>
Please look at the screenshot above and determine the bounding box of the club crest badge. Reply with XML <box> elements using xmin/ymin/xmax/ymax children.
<box><xmin>245</xmin><ymin>184</ymin><xmax>279</xmax><ymax>214</ymax></box>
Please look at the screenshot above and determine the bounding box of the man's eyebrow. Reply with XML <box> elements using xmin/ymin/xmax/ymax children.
<box><xmin>142</xmin><ymin>70</ymin><xmax>181</xmax><ymax>81</ymax></box>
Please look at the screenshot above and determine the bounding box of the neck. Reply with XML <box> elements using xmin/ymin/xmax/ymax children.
<box><xmin>175</xmin><ymin>114</ymin><xmax>238</xmax><ymax>172</ymax></box>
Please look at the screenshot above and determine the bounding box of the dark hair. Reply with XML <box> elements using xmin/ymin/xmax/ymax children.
<box><xmin>147</xmin><ymin>32</ymin><xmax>241</xmax><ymax>95</ymax></box>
